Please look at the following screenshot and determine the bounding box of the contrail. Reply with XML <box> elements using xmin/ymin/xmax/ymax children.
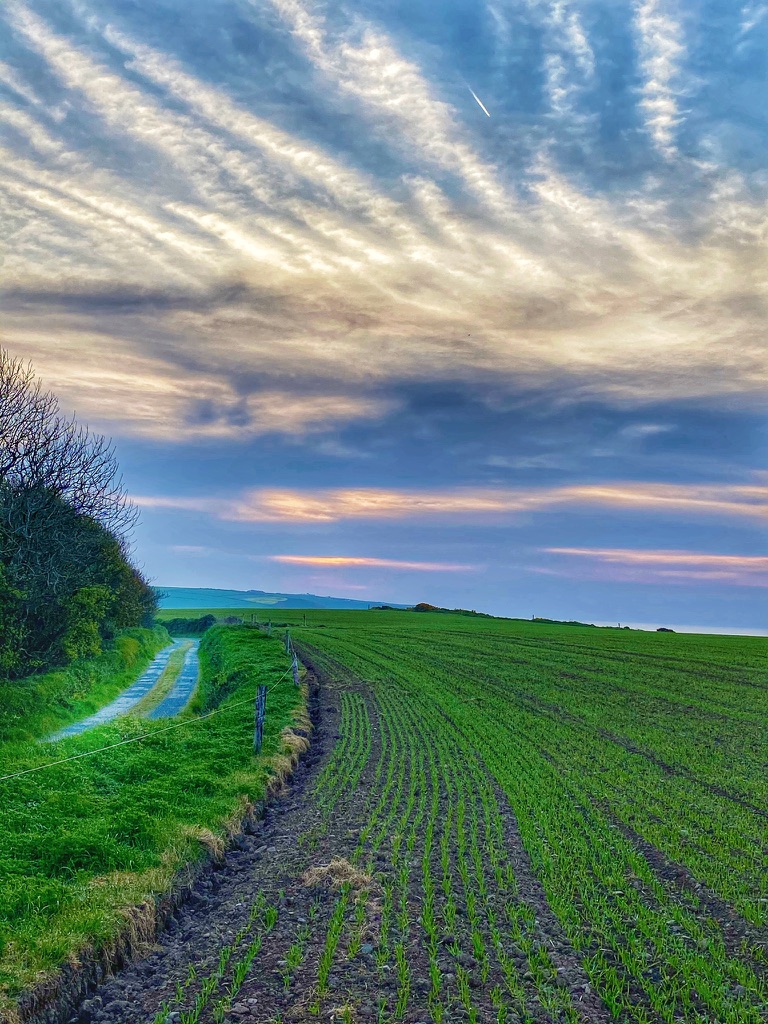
<box><xmin>467</xmin><ymin>85</ymin><xmax>491</xmax><ymax>117</ymax></box>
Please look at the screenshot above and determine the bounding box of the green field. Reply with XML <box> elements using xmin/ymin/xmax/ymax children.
<box><xmin>0</xmin><ymin>627</ymin><xmax>304</xmax><ymax>1010</ymax></box>
<box><xmin>210</xmin><ymin>608</ymin><xmax>767</xmax><ymax>1024</ymax></box>
<box><xmin>3</xmin><ymin>610</ymin><xmax>767</xmax><ymax>1023</ymax></box>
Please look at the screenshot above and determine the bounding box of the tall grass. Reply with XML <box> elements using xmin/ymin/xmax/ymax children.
<box><xmin>0</xmin><ymin>625</ymin><xmax>303</xmax><ymax>1009</ymax></box>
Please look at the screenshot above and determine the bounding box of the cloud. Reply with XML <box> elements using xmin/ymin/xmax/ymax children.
<box><xmin>546</xmin><ymin>547</ymin><xmax>768</xmax><ymax>568</ymax></box>
<box><xmin>543</xmin><ymin>547</ymin><xmax>768</xmax><ymax>587</ymax></box>
<box><xmin>98</xmin><ymin>20</ymin><xmax>421</xmax><ymax>244</ymax></box>
<box><xmin>134</xmin><ymin>481</ymin><xmax>768</xmax><ymax>524</ymax></box>
<box><xmin>633</xmin><ymin>0</ymin><xmax>685</xmax><ymax>157</ymax></box>
<box><xmin>0</xmin><ymin>58</ymin><xmax>43</xmax><ymax>106</ymax></box>
<box><xmin>267</xmin><ymin>0</ymin><xmax>511</xmax><ymax>215</ymax></box>
<box><xmin>484</xmin><ymin>455</ymin><xmax>564</xmax><ymax>470</ymax></box>
<box><xmin>0</xmin><ymin>0</ymin><xmax>767</xmax><ymax>451</ymax></box>
<box><xmin>542</xmin><ymin>1</ymin><xmax>596</xmax><ymax>118</ymax></box>
<box><xmin>619</xmin><ymin>423</ymin><xmax>673</xmax><ymax>440</ymax></box>
<box><xmin>556</xmin><ymin>4</ymin><xmax>595</xmax><ymax>79</ymax></box>
<box><xmin>2</xmin><ymin>328</ymin><xmax>395</xmax><ymax>440</ymax></box>
<box><xmin>269</xmin><ymin>555</ymin><xmax>477</xmax><ymax>571</ymax></box>
<box><xmin>739</xmin><ymin>2</ymin><xmax>768</xmax><ymax>37</ymax></box>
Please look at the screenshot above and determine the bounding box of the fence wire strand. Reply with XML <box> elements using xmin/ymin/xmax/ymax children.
<box><xmin>0</xmin><ymin>663</ymin><xmax>296</xmax><ymax>785</ymax></box>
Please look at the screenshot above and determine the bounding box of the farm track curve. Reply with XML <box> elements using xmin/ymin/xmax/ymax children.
<box><xmin>148</xmin><ymin>642</ymin><xmax>201</xmax><ymax>720</ymax></box>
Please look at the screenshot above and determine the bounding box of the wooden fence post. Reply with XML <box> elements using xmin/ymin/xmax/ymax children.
<box><xmin>292</xmin><ymin>652</ymin><xmax>300</xmax><ymax>687</ymax></box>
<box><xmin>254</xmin><ymin>684</ymin><xmax>267</xmax><ymax>753</ymax></box>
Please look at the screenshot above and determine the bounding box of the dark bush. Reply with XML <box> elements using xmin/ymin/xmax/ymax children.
<box><xmin>162</xmin><ymin>614</ymin><xmax>218</xmax><ymax>636</ymax></box>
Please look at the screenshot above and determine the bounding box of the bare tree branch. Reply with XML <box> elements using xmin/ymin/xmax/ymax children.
<box><xmin>0</xmin><ymin>348</ymin><xmax>137</xmax><ymax>536</ymax></box>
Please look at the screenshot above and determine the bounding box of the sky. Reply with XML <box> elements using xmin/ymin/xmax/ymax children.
<box><xmin>1</xmin><ymin>0</ymin><xmax>766</xmax><ymax>630</ymax></box>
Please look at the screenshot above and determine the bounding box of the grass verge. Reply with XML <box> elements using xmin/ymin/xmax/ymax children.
<box><xmin>0</xmin><ymin>625</ymin><xmax>306</xmax><ymax>1019</ymax></box>
<box><xmin>0</xmin><ymin>626</ymin><xmax>171</xmax><ymax>744</ymax></box>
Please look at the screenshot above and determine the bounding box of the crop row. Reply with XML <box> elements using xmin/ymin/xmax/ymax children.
<box><xmin>299</xmin><ymin>623</ymin><xmax>767</xmax><ymax>1023</ymax></box>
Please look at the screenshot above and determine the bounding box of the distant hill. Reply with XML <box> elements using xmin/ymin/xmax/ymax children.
<box><xmin>156</xmin><ymin>586</ymin><xmax>410</xmax><ymax>611</ymax></box>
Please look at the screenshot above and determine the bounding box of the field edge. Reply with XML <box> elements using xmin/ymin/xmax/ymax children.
<box><xmin>1</xmin><ymin>671</ymin><xmax>316</xmax><ymax>1024</ymax></box>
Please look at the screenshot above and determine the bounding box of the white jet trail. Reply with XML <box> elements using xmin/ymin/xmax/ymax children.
<box><xmin>467</xmin><ymin>85</ymin><xmax>491</xmax><ymax>117</ymax></box>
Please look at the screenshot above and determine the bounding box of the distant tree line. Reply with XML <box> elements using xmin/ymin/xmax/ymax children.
<box><xmin>411</xmin><ymin>603</ymin><xmax>493</xmax><ymax>617</ymax></box>
<box><xmin>530</xmin><ymin>616</ymin><xmax>597</xmax><ymax>627</ymax></box>
<box><xmin>0</xmin><ymin>350</ymin><xmax>156</xmax><ymax>678</ymax></box>
<box><xmin>162</xmin><ymin>614</ymin><xmax>230</xmax><ymax>635</ymax></box>
<box><xmin>370</xmin><ymin>603</ymin><xmax>494</xmax><ymax>617</ymax></box>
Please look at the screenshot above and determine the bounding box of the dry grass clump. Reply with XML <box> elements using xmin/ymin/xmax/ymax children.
<box><xmin>329</xmin><ymin>1003</ymin><xmax>358</xmax><ymax>1022</ymax></box>
<box><xmin>180</xmin><ymin>825</ymin><xmax>226</xmax><ymax>861</ymax></box>
<box><xmin>112</xmin><ymin>901</ymin><xmax>157</xmax><ymax>960</ymax></box>
<box><xmin>281</xmin><ymin>726</ymin><xmax>311</xmax><ymax>759</ymax></box>
<box><xmin>301</xmin><ymin>858</ymin><xmax>375</xmax><ymax>892</ymax></box>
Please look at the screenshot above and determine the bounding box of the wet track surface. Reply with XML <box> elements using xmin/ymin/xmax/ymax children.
<box><xmin>46</xmin><ymin>639</ymin><xmax>199</xmax><ymax>741</ymax></box>
<box><xmin>147</xmin><ymin>641</ymin><xmax>200</xmax><ymax>719</ymax></box>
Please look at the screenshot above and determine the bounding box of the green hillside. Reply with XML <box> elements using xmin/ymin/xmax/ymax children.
<box><xmin>156</xmin><ymin>586</ymin><xmax>409</xmax><ymax>611</ymax></box>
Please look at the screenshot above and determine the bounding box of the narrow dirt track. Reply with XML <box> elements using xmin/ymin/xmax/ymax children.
<box><xmin>47</xmin><ymin>641</ymin><xmax>198</xmax><ymax>741</ymax></box>
<box><xmin>147</xmin><ymin>642</ymin><xmax>201</xmax><ymax>720</ymax></box>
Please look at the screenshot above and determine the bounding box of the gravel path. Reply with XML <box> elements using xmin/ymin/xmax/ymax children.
<box><xmin>46</xmin><ymin>640</ymin><xmax>187</xmax><ymax>742</ymax></box>
<box><xmin>147</xmin><ymin>641</ymin><xmax>200</xmax><ymax>719</ymax></box>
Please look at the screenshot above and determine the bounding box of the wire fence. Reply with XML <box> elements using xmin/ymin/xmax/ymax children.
<box><xmin>0</xmin><ymin>660</ymin><xmax>297</xmax><ymax>785</ymax></box>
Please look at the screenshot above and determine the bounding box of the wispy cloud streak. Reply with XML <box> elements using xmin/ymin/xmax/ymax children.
<box><xmin>269</xmin><ymin>555</ymin><xmax>477</xmax><ymax>571</ymax></box>
<box><xmin>134</xmin><ymin>482</ymin><xmax>768</xmax><ymax>524</ymax></box>
<box><xmin>633</xmin><ymin>0</ymin><xmax>684</xmax><ymax>157</ymax></box>
<box><xmin>739</xmin><ymin>2</ymin><xmax>768</xmax><ymax>37</ymax></box>
<box><xmin>543</xmin><ymin>547</ymin><xmax>768</xmax><ymax>587</ymax></box>
<box><xmin>0</xmin><ymin>59</ymin><xmax>43</xmax><ymax>105</ymax></box>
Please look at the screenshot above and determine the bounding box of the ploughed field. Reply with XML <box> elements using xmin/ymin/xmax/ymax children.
<box><xmin>90</xmin><ymin>612</ymin><xmax>767</xmax><ymax>1024</ymax></box>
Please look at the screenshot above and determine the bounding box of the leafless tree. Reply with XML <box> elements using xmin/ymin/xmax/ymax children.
<box><xmin>0</xmin><ymin>348</ymin><xmax>137</xmax><ymax>536</ymax></box>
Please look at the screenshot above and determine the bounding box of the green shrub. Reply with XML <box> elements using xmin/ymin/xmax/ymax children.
<box><xmin>162</xmin><ymin>614</ymin><xmax>217</xmax><ymax>636</ymax></box>
<box><xmin>60</xmin><ymin>586</ymin><xmax>112</xmax><ymax>662</ymax></box>
<box><xmin>196</xmin><ymin>625</ymin><xmax>280</xmax><ymax>710</ymax></box>
<box><xmin>0</xmin><ymin>567</ymin><xmax>27</xmax><ymax>677</ymax></box>
<box><xmin>113</xmin><ymin>634</ymin><xmax>141</xmax><ymax>666</ymax></box>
